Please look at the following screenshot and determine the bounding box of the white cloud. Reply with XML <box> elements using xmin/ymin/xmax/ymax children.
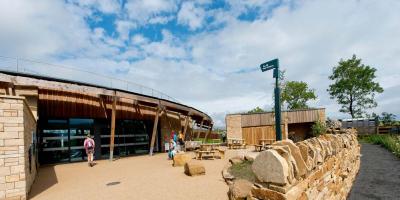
<box><xmin>70</xmin><ymin>0</ymin><xmax>121</xmax><ymax>14</ymax></box>
<box><xmin>177</xmin><ymin>1</ymin><xmax>206</xmax><ymax>30</ymax></box>
<box><xmin>0</xmin><ymin>0</ymin><xmax>400</xmax><ymax>128</ymax></box>
<box><xmin>115</xmin><ymin>20</ymin><xmax>136</xmax><ymax>41</ymax></box>
<box><xmin>125</xmin><ymin>0</ymin><xmax>178</xmax><ymax>24</ymax></box>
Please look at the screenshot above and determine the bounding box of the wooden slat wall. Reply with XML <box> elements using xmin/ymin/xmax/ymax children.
<box><xmin>240</xmin><ymin>109</ymin><xmax>325</xmax><ymax>127</ymax></box>
<box><xmin>242</xmin><ymin>125</ymin><xmax>285</xmax><ymax>145</ymax></box>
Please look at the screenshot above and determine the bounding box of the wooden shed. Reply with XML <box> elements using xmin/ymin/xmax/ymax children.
<box><xmin>226</xmin><ymin>108</ymin><xmax>326</xmax><ymax>145</ymax></box>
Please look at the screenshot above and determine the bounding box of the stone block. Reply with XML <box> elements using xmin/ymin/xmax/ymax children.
<box><xmin>184</xmin><ymin>161</ymin><xmax>205</xmax><ymax>176</ymax></box>
<box><xmin>252</xmin><ymin>150</ymin><xmax>289</xmax><ymax>185</ymax></box>
<box><xmin>274</xmin><ymin>140</ymin><xmax>308</xmax><ymax>178</ymax></box>
<box><xmin>0</xmin><ymin>167</ymin><xmax>10</xmax><ymax>176</ymax></box>
<box><xmin>3</xmin><ymin>126</ymin><xmax>23</xmax><ymax>132</ymax></box>
<box><xmin>251</xmin><ymin>186</ymin><xmax>286</xmax><ymax>200</ymax></box>
<box><xmin>5</xmin><ymin>174</ymin><xmax>19</xmax><ymax>183</ymax></box>
<box><xmin>10</xmin><ymin>165</ymin><xmax>24</xmax><ymax>174</ymax></box>
<box><xmin>4</xmin><ymin>139</ymin><xmax>23</xmax><ymax>146</ymax></box>
<box><xmin>229</xmin><ymin>179</ymin><xmax>253</xmax><ymax>200</ymax></box>
<box><xmin>173</xmin><ymin>153</ymin><xmax>192</xmax><ymax>167</ymax></box>
<box><xmin>14</xmin><ymin>181</ymin><xmax>25</xmax><ymax>189</ymax></box>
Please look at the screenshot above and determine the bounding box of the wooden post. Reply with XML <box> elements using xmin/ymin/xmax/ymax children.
<box><xmin>182</xmin><ymin>115</ymin><xmax>190</xmax><ymax>140</ymax></box>
<box><xmin>196</xmin><ymin>119</ymin><xmax>204</xmax><ymax>139</ymax></box>
<box><xmin>149</xmin><ymin>106</ymin><xmax>161</xmax><ymax>156</ymax></box>
<box><xmin>109</xmin><ymin>95</ymin><xmax>117</xmax><ymax>161</ymax></box>
<box><xmin>204</xmin><ymin>123</ymin><xmax>213</xmax><ymax>143</ymax></box>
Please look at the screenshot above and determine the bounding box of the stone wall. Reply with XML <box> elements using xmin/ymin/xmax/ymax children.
<box><xmin>0</xmin><ymin>96</ymin><xmax>37</xmax><ymax>200</ymax></box>
<box><xmin>226</xmin><ymin>115</ymin><xmax>242</xmax><ymax>139</ymax></box>
<box><xmin>225</xmin><ymin>129</ymin><xmax>360</xmax><ymax>200</ymax></box>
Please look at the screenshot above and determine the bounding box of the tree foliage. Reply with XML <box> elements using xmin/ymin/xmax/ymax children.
<box><xmin>379</xmin><ymin>112</ymin><xmax>397</xmax><ymax>126</ymax></box>
<box><xmin>247</xmin><ymin>106</ymin><xmax>265</xmax><ymax>114</ymax></box>
<box><xmin>327</xmin><ymin>55</ymin><xmax>383</xmax><ymax>118</ymax></box>
<box><xmin>281</xmin><ymin>81</ymin><xmax>317</xmax><ymax>110</ymax></box>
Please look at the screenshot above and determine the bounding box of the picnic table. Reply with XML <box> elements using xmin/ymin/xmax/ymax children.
<box><xmin>195</xmin><ymin>144</ymin><xmax>224</xmax><ymax>160</ymax></box>
<box><xmin>227</xmin><ymin>138</ymin><xmax>246</xmax><ymax>149</ymax></box>
<box><xmin>254</xmin><ymin>139</ymin><xmax>275</xmax><ymax>152</ymax></box>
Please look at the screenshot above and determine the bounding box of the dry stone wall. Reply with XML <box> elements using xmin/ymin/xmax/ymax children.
<box><xmin>0</xmin><ymin>96</ymin><xmax>37</xmax><ymax>200</ymax></box>
<box><xmin>225</xmin><ymin>129</ymin><xmax>360</xmax><ymax>200</ymax></box>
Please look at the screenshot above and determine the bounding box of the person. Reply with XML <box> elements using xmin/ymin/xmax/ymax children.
<box><xmin>84</xmin><ymin>134</ymin><xmax>95</xmax><ymax>167</ymax></box>
<box><xmin>178</xmin><ymin>131</ymin><xmax>185</xmax><ymax>151</ymax></box>
<box><xmin>168</xmin><ymin>138</ymin><xmax>176</xmax><ymax>159</ymax></box>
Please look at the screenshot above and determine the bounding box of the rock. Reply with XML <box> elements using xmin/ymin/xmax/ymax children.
<box><xmin>173</xmin><ymin>153</ymin><xmax>192</xmax><ymax>167</ymax></box>
<box><xmin>271</xmin><ymin>146</ymin><xmax>296</xmax><ymax>183</ymax></box>
<box><xmin>184</xmin><ymin>161</ymin><xmax>205</xmax><ymax>176</ymax></box>
<box><xmin>251</xmin><ymin>186</ymin><xmax>286</xmax><ymax>200</ymax></box>
<box><xmin>244</xmin><ymin>152</ymin><xmax>259</xmax><ymax>162</ymax></box>
<box><xmin>274</xmin><ymin>140</ymin><xmax>308</xmax><ymax>178</ymax></box>
<box><xmin>297</xmin><ymin>143</ymin><xmax>309</xmax><ymax>164</ymax></box>
<box><xmin>252</xmin><ymin>150</ymin><xmax>289</xmax><ymax>185</ymax></box>
<box><xmin>230</xmin><ymin>156</ymin><xmax>244</xmax><ymax>165</ymax></box>
<box><xmin>229</xmin><ymin>179</ymin><xmax>253</xmax><ymax>200</ymax></box>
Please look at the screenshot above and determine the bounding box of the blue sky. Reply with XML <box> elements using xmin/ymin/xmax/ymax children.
<box><xmin>0</xmin><ymin>0</ymin><xmax>399</xmax><ymax>127</ymax></box>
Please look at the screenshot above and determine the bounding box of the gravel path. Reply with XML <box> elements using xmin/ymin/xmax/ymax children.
<box><xmin>29</xmin><ymin>149</ymin><xmax>249</xmax><ymax>200</ymax></box>
<box><xmin>348</xmin><ymin>143</ymin><xmax>400</xmax><ymax>200</ymax></box>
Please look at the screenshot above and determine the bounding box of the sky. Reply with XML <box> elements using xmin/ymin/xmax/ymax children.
<box><xmin>0</xmin><ymin>0</ymin><xmax>399</xmax><ymax>127</ymax></box>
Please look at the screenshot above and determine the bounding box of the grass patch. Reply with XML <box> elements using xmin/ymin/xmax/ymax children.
<box><xmin>228</xmin><ymin>160</ymin><xmax>256</xmax><ymax>183</ymax></box>
<box><xmin>360</xmin><ymin>134</ymin><xmax>400</xmax><ymax>158</ymax></box>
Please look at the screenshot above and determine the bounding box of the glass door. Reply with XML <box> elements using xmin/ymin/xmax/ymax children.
<box><xmin>40</xmin><ymin>119</ymin><xmax>70</xmax><ymax>164</ymax></box>
<box><xmin>69</xmin><ymin>119</ymin><xmax>94</xmax><ymax>162</ymax></box>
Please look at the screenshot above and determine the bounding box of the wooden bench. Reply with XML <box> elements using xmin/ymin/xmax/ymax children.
<box><xmin>254</xmin><ymin>144</ymin><xmax>263</xmax><ymax>152</ymax></box>
<box><xmin>195</xmin><ymin>150</ymin><xmax>218</xmax><ymax>160</ymax></box>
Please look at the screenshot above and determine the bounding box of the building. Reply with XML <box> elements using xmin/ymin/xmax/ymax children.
<box><xmin>340</xmin><ymin>118</ymin><xmax>378</xmax><ymax>135</ymax></box>
<box><xmin>226</xmin><ymin>108</ymin><xmax>325</xmax><ymax>145</ymax></box>
<box><xmin>0</xmin><ymin>65</ymin><xmax>212</xmax><ymax>199</ymax></box>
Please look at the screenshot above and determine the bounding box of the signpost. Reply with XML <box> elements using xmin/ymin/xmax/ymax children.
<box><xmin>260</xmin><ymin>58</ymin><xmax>282</xmax><ymax>141</ymax></box>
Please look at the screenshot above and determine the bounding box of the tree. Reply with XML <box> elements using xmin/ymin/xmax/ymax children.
<box><xmin>248</xmin><ymin>106</ymin><xmax>265</xmax><ymax>114</ymax></box>
<box><xmin>281</xmin><ymin>81</ymin><xmax>317</xmax><ymax>110</ymax></box>
<box><xmin>380</xmin><ymin>112</ymin><xmax>396</xmax><ymax>126</ymax></box>
<box><xmin>327</xmin><ymin>55</ymin><xmax>383</xmax><ymax>118</ymax></box>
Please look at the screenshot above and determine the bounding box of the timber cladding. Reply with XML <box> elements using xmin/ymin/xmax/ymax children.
<box><xmin>226</xmin><ymin>108</ymin><xmax>325</xmax><ymax>145</ymax></box>
<box><xmin>240</xmin><ymin>108</ymin><xmax>325</xmax><ymax>127</ymax></box>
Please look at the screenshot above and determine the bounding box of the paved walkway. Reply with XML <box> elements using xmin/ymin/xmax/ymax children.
<box><xmin>29</xmin><ymin>149</ymin><xmax>249</xmax><ymax>200</ymax></box>
<box><xmin>348</xmin><ymin>143</ymin><xmax>400</xmax><ymax>200</ymax></box>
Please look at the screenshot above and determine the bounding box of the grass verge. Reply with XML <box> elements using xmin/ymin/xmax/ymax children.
<box><xmin>360</xmin><ymin>134</ymin><xmax>400</xmax><ymax>158</ymax></box>
<box><xmin>228</xmin><ymin>160</ymin><xmax>256</xmax><ymax>183</ymax></box>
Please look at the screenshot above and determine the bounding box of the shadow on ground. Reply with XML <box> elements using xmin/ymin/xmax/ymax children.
<box><xmin>29</xmin><ymin>165</ymin><xmax>58</xmax><ymax>199</ymax></box>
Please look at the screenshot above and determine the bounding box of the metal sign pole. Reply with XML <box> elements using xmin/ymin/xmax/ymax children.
<box><xmin>260</xmin><ymin>58</ymin><xmax>282</xmax><ymax>141</ymax></box>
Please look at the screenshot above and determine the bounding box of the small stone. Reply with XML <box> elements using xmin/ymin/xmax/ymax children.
<box><xmin>230</xmin><ymin>156</ymin><xmax>244</xmax><ymax>165</ymax></box>
<box><xmin>173</xmin><ymin>153</ymin><xmax>192</xmax><ymax>167</ymax></box>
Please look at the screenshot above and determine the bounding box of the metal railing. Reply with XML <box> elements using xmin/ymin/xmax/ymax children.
<box><xmin>0</xmin><ymin>56</ymin><xmax>179</xmax><ymax>102</ymax></box>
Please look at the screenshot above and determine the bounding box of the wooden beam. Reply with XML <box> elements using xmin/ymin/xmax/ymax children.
<box><xmin>109</xmin><ymin>94</ymin><xmax>117</xmax><ymax>161</ymax></box>
<box><xmin>182</xmin><ymin>115</ymin><xmax>190</xmax><ymax>140</ymax></box>
<box><xmin>196</xmin><ymin>119</ymin><xmax>204</xmax><ymax>139</ymax></box>
<box><xmin>204</xmin><ymin>123</ymin><xmax>213</xmax><ymax>143</ymax></box>
<box><xmin>149</xmin><ymin>105</ymin><xmax>161</xmax><ymax>156</ymax></box>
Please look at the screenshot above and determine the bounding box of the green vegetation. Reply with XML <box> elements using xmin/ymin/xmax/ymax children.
<box><xmin>228</xmin><ymin>160</ymin><xmax>256</xmax><ymax>183</ymax></box>
<box><xmin>281</xmin><ymin>81</ymin><xmax>317</xmax><ymax>110</ymax></box>
<box><xmin>311</xmin><ymin>120</ymin><xmax>327</xmax><ymax>137</ymax></box>
<box><xmin>327</xmin><ymin>54</ymin><xmax>383</xmax><ymax>118</ymax></box>
<box><xmin>379</xmin><ymin>112</ymin><xmax>397</xmax><ymax>126</ymax></box>
<box><xmin>360</xmin><ymin>135</ymin><xmax>400</xmax><ymax>158</ymax></box>
<box><xmin>247</xmin><ymin>106</ymin><xmax>265</xmax><ymax>114</ymax></box>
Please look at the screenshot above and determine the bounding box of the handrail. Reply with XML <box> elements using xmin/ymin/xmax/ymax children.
<box><xmin>0</xmin><ymin>56</ymin><xmax>179</xmax><ymax>103</ymax></box>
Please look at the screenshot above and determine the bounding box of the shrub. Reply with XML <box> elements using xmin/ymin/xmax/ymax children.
<box><xmin>311</xmin><ymin>120</ymin><xmax>327</xmax><ymax>137</ymax></box>
<box><xmin>362</xmin><ymin>134</ymin><xmax>400</xmax><ymax>158</ymax></box>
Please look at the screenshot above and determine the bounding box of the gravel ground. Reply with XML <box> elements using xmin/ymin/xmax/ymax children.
<box><xmin>348</xmin><ymin>143</ymin><xmax>400</xmax><ymax>200</ymax></box>
<box><xmin>29</xmin><ymin>149</ymin><xmax>249</xmax><ymax>200</ymax></box>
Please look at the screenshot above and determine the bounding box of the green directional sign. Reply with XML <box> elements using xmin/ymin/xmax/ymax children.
<box><xmin>259</xmin><ymin>58</ymin><xmax>282</xmax><ymax>141</ymax></box>
<box><xmin>260</xmin><ymin>58</ymin><xmax>278</xmax><ymax>72</ymax></box>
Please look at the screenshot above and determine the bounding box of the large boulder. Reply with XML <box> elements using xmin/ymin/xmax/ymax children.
<box><xmin>173</xmin><ymin>153</ymin><xmax>192</xmax><ymax>167</ymax></box>
<box><xmin>184</xmin><ymin>161</ymin><xmax>205</xmax><ymax>176</ymax></box>
<box><xmin>229</xmin><ymin>179</ymin><xmax>253</xmax><ymax>200</ymax></box>
<box><xmin>252</xmin><ymin>150</ymin><xmax>289</xmax><ymax>185</ymax></box>
<box><xmin>274</xmin><ymin>140</ymin><xmax>308</xmax><ymax>178</ymax></box>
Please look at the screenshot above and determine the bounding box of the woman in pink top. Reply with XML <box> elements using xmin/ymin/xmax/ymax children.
<box><xmin>84</xmin><ymin>134</ymin><xmax>95</xmax><ymax>167</ymax></box>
